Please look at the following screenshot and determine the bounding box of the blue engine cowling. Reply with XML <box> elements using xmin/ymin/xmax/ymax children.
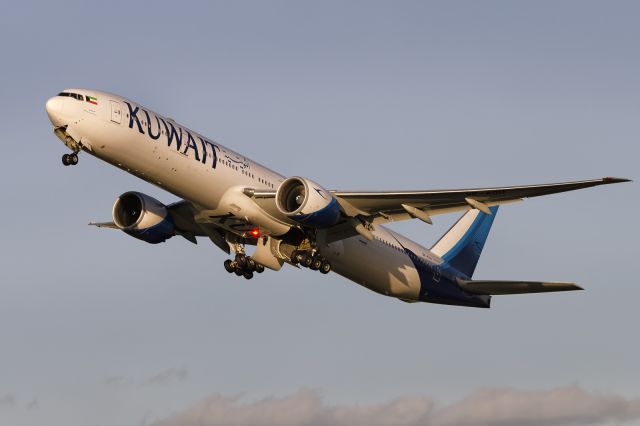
<box><xmin>275</xmin><ymin>177</ymin><xmax>341</xmax><ymax>228</ymax></box>
<box><xmin>112</xmin><ymin>192</ymin><xmax>175</xmax><ymax>244</ymax></box>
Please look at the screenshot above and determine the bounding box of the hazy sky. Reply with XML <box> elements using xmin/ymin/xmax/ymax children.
<box><xmin>1</xmin><ymin>1</ymin><xmax>638</xmax><ymax>425</ymax></box>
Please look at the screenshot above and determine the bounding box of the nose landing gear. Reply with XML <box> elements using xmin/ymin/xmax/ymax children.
<box><xmin>62</xmin><ymin>153</ymin><xmax>79</xmax><ymax>166</ymax></box>
<box><xmin>224</xmin><ymin>254</ymin><xmax>265</xmax><ymax>279</ymax></box>
<box><xmin>58</xmin><ymin>132</ymin><xmax>82</xmax><ymax>166</ymax></box>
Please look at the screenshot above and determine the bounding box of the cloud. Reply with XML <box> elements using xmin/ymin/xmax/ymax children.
<box><xmin>0</xmin><ymin>394</ymin><xmax>16</xmax><ymax>408</ymax></box>
<box><xmin>432</xmin><ymin>386</ymin><xmax>640</xmax><ymax>426</ymax></box>
<box><xmin>141</xmin><ymin>368</ymin><xmax>188</xmax><ymax>387</ymax></box>
<box><xmin>150</xmin><ymin>386</ymin><xmax>640</xmax><ymax>426</ymax></box>
<box><xmin>25</xmin><ymin>398</ymin><xmax>38</xmax><ymax>411</ymax></box>
<box><xmin>104</xmin><ymin>376</ymin><xmax>132</xmax><ymax>387</ymax></box>
<box><xmin>104</xmin><ymin>368</ymin><xmax>188</xmax><ymax>388</ymax></box>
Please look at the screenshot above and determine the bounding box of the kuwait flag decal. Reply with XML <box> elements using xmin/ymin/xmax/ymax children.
<box><xmin>86</xmin><ymin>96</ymin><xmax>98</xmax><ymax>105</ymax></box>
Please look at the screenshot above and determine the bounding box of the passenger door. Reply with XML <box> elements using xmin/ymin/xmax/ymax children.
<box><xmin>110</xmin><ymin>100</ymin><xmax>122</xmax><ymax>124</ymax></box>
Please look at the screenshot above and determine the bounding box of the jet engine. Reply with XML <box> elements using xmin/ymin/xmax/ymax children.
<box><xmin>112</xmin><ymin>192</ymin><xmax>175</xmax><ymax>244</ymax></box>
<box><xmin>275</xmin><ymin>177</ymin><xmax>341</xmax><ymax>227</ymax></box>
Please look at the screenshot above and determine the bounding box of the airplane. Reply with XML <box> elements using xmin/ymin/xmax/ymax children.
<box><xmin>45</xmin><ymin>89</ymin><xmax>630</xmax><ymax>308</ymax></box>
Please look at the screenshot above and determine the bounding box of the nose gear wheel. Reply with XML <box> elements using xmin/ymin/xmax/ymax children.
<box><xmin>62</xmin><ymin>153</ymin><xmax>79</xmax><ymax>166</ymax></box>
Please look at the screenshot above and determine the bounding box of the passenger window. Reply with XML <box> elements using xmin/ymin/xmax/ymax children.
<box><xmin>78</xmin><ymin>95</ymin><xmax>84</xmax><ymax>101</ymax></box>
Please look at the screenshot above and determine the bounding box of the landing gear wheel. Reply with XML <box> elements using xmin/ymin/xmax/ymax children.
<box><xmin>292</xmin><ymin>251</ymin><xmax>304</xmax><ymax>265</ymax></box>
<box><xmin>69</xmin><ymin>153</ymin><xmax>78</xmax><ymax>165</ymax></box>
<box><xmin>246</xmin><ymin>258</ymin><xmax>256</xmax><ymax>272</ymax></box>
<box><xmin>311</xmin><ymin>257</ymin><xmax>323</xmax><ymax>271</ymax></box>
<box><xmin>243</xmin><ymin>271</ymin><xmax>254</xmax><ymax>280</ymax></box>
<box><xmin>224</xmin><ymin>259</ymin><xmax>235</xmax><ymax>273</ymax></box>
<box><xmin>234</xmin><ymin>266</ymin><xmax>244</xmax><ymax>276</ymax></box>
<box><xmin>235</xmin><ymin>254</ymin><xmax>247</xmax><ymax>269</ymax></box>
<box><xmin>320</xmin><ymin>261</ymin><xmax>331</xmax><ymax>274</ymax></box>
<box><xmin>62</xmin><ymin>154</ymin><xmax>70</xmax><ymax>166</ymax></box>
<box><xmin>302</xmin><ymin>254</ymin><xmax>313</xmax><ymax>268</ymax></box>
<box><xmin>255</xmin><ymin>263</ymin><xmax>265</xmax><ymax>273</ymax></box>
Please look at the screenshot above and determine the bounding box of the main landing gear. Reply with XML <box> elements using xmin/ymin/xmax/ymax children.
<box><xmin>224</xmin><ymin>254</ymin><xmax>265</xmax><ymax>280</ymax></box>
<box><xmin>62</xmin><ymin>152</ymin><xmax>79</xmax><ymax>166</ymax></box>
<box><xmin>291</xmin><ymin>250</ymin><xmax>331</xmax><ymax>274</ymax></box>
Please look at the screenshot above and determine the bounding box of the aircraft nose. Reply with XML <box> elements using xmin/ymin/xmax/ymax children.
<box><xmin>45</xmin><ymin>96</ymin><xmax>65</xmax><ymax>127</ymax></box>
<box><xmin>46</xmin><ymin>96</ymin><xmax>61</xmax><ymax>114</ymax></box>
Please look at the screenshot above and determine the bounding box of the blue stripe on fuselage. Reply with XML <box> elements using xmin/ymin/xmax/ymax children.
<box><xmin>391</xmin><ymin>236</ymin><xmax>490</xmax><ymax>308</ymax></box>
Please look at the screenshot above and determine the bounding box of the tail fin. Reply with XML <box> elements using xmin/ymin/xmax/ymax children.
<box><xmin>430</xmin><ymin>206</ymin><xmax>498</xmax><ymax>278</ymax></box>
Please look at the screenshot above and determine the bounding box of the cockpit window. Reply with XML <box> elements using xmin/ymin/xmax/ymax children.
<box><xmin>58</xmin><ymin>92</ymin><xmax>85</xmax><ymax>101</ymax></box>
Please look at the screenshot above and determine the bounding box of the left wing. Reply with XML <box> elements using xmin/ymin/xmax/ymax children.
<box><xmin>331</xmin><ymin>177</ymin><xmax>630</xmax><ymax>225</ymax></box>
<box><xmin>250</xmin><ymin>177</ymin><xmax>630</xmax><ymax>243</ymax></box>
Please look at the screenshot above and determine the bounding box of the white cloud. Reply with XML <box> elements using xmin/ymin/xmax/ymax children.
<box><xmin>150</xmin><ymin>386</ymin><xmax>640</xmax><ymax>426</ymax></box>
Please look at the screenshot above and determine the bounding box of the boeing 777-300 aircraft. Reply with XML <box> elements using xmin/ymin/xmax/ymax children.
<box><xmin>45</xmin><ymin>89</ymin><xmax>630</xmax><ymax>308</ymax></box>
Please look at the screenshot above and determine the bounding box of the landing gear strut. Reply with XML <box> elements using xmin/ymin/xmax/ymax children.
<box><xmin>292</xmin><ymin>250</ymin><xmax>331</xmax><ymax>274</ymax></box>
<box><xmin>224</xmin><ymin>254</ymin><xmax>265</xmax><ymax>279</ymax></box>
<box><xmin>62</xmin><ymin>152</ymin><xmax>79</xmax><ymax>166</ymax></box>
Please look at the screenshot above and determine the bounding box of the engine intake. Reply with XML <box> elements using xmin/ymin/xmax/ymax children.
<box><xmin>276</xmin><ymin>177</ymin><xmax>341</xmax><ymax>228</ymax></box>
<box><xmin>112</xmin><ymin>192</ymin><xmax>174</xmax><ymax>244</ymax></box>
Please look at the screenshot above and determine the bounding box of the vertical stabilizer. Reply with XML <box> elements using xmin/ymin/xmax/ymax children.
<box><xmin>430</xmin><ymin>206</ymin><xmax>498</xmax><ymax>278</ymax></box>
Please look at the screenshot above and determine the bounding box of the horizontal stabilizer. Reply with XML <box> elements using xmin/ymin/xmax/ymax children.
<box><xmin>457</xmin><ymin>279</ymin><xmax>583</xmax><ymax>295</ymax></box>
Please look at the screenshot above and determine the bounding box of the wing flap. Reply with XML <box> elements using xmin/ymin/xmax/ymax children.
<box><xmin>458</xmin><ymin>280</ymin><xmax>583</xmax><ymax>295</ymax></box>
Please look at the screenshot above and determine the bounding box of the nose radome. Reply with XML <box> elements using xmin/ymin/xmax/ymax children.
<box><xmin>45</xmin><ymin>96</ymin><xmax>65</xmax><ymax>127</ymax></box>
<box><xmin>46</xmin><ymin>96</ymin><xmax>61</xmax><ymax>114</ymax></box>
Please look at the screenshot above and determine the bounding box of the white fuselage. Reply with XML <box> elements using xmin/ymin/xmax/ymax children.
<box><xmin>46</xmin><ymin>89</ymin><xmax>448</xmax><ymax>302</ymax></box>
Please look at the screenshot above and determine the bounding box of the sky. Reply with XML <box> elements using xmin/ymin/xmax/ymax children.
<box><xmin>0</xmin><ymin>1</ymin><xmax>639</xmax><ymax>425</ymax></box>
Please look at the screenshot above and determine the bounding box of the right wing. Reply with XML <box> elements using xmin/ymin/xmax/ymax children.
<box><xmin>88</xmin><ymin>221</ymin><xmax>119</xmax><ymax>229</ymax></box>
<box><xmin>89</xmin><ymin>200</ymin><xmax>253</xmax><ymax>254</ymax></box>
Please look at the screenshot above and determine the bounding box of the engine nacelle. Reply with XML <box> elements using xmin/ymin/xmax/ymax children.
<box><xmin>275</xmin><ymin>177</ymin><xmax>341</xmax><ymax>228</ymax></box>
<box><xmin>112</xmin><ymin>192</ymin><xmax>174</xmax><ymax>244</ymax></box>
